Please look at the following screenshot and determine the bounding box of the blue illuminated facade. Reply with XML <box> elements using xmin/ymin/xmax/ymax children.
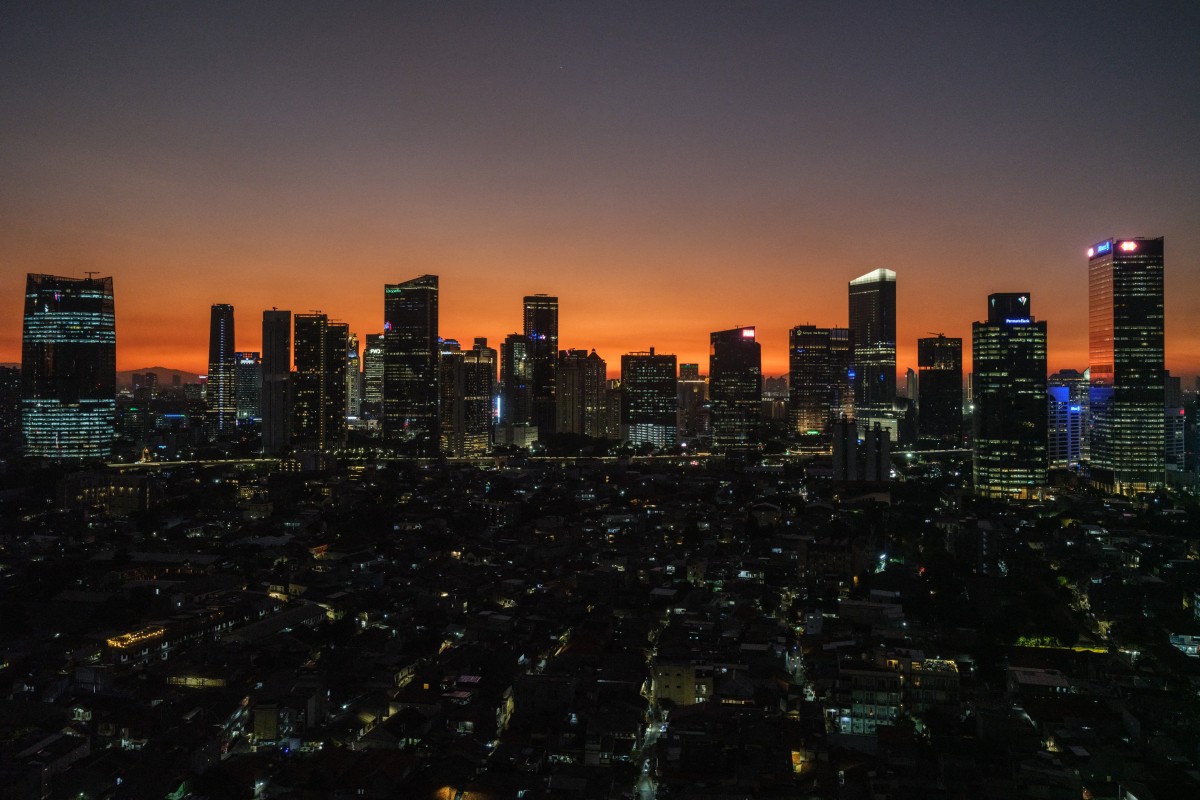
<box><xmin>21</xmin><ymin>274</ymin><xmax>117</xmax><ymax>460</ymax></box>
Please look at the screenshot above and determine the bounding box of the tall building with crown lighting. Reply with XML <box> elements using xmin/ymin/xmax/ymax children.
<box><xmin>1087</xmin><ymin>237</ymin><xmax>1165</xmax><ymax>495</ymax></box>
<box><xmin>206</xmin><ymin>303</ymin><xmax>236</xmax><ymax>439</ymax></box>
<box><xmin>524</xmin><ymin>294</ymin><xmax>558</xmax><ymax>442</ymax></box>
<box><xmin>21</xmin><ymin>274</ymin><xmax>116</xmax><ymax>459</ymax></box>
<box><xmin>972</xmin><ymin>293</ymin><xmax>1047</xmax><ymax>499</ymax></box>
<box><xmin>383</xmin><ymin>275</ymin><xmax>439</xmax><ymax>454</ymax></box>
<box><xmin>710</xmin><ymin>327</ymin><xmax>761</xmax><ymax>449</ymax></box>
<box><xmin>849</xmin><ymin>268</ymin><xmax>896</xmax><ymax>421</ymax></box>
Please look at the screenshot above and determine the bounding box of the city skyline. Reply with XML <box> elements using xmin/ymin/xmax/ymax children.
<box><xmin>2</xmin><ymin>4</ymin><xmax>1198</xmax><ymax>379</ymax></box>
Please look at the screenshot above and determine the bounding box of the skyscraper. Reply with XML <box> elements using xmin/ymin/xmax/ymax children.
<box><xmin>709</xmin><ymin>327</ymin><xmax>761</xmax><ymax>450</ymax></box>
<box><xmin>1048</xmin><ymin>369</ymin><xmax>1089</xmax><ymax>469</ymax></box>
<box><xmin>916</xmin><ymin>335</ymin><xmax>963</xmax><ymax>448</ymax></box>
<box><xmin>787</xmin><ymin>325</ymin><xmax>844</xmax><ymax>448</ymax></box>
<box><xmin>849</xmin><ymin>269</ymin><xmax>896</xmax><ymax>421</ymax></box>
<box><xmin>206</xmin><ymin>304</ymin><xmax>236</xmax><ymax>439</ymax></box>
<box><xmin>293</xmin><ymin>313</ymin><xmax>348</xmax><ymax>451</ymax></box>
<box><xmin>346</xmin><ymin>332</ymin><xmax>361</xmax><ymax>420</ymax></box>
<box><xmin>972</xmin><ymin>293</ymin><xmax>1047</xmax><ymax>499</ymax></box>
<box><xmin>235</xmin><ymin>351</ymin><xmax>261</xmax><ymax>423</ymax></box>
<box><xmin>677</xmin><ymin>363</ymin><xmax>708</xmax><ymax>441</ymax></box>
<box><xmin>439</xmin><ymin>338</ymin><xmax>496</xmax><ymax>457</ymax></box>
<box><xmin>383</xmin><ymin>275</ymin><xmax>439</xmax><ymax>454</ymax></box>
<box><xmin>361</xmin><ymin>332</ymin><xmax>385</xmax><ymax>422</ymax></box>
<box><xmin>524</xmin><ymin>294</ymin><xmax>559</xmax><ymax>442</ymax></box>
<box><xmin>499</xmin><ymin>332</ymin><xmax>532</xmax><ymax>427</ymax></box>
<box><xmin>21</xmin><ymin>274</ymin><xmax>116</xmax><ymax>459</ymax></box>
<box><xmin>621</xmin><ymin>349</ymin><xmax>677</xmax><ymax>449</ymax></box>
<box><xmin>557</xmin><ymin>349</ymin><xmax>607</xmax><ymax>438</ymax></box>
<box><xmin>1087</xmin><ymin>237</ymin><xmax>1165</xmax><ymax>494</ymax></box>
<box><xmin>261</xmin><ymin>309</ymin><xmax>292</xmax><ymax>454</ymax></box>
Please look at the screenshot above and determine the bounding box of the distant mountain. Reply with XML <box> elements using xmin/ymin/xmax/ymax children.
<box><xmin>117</xmin><ymin>366</ymin><xmax>202</xmax><ymax>389</ymax></box>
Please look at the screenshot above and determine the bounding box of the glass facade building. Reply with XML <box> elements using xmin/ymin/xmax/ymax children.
<box><xmin>383</xmin><ymin>275</ymin><xmax>439</xmax><ymax>454</ymax></box>
<box><xmin>848</xmin><ymin>268</ymin><xmax>896</xmax><ymax>419</ymax></box>
<box><xmin>621</xmin><ymin>349</ymin><xmax>677</xmax><ymax>449</ymax></box>
<box><xmin>523</xmin><ymin>294</ymin><xmax>559</xmax><ymax>442</ymax></box>
<box><xmin>709</xmin><ymin>327</ymin><xmax>761</xmax><ymax>449</ymax></box>
<box><xmin>917</xmin><ymin>335</ymin><xmax>963</xmax><ymax>448</ymax></box>
<box><xmin>206</xmin><ymin>303</ymin><xmax>237</xmax><ymax>438</ymax></box>
<box><xmin>972</xmin><ymin>293</ymin><xmax>1047</xmax><ymax>499</ymax></box>
<box><xmin>1087</xmin><ymin>237</ymin><xmax>1165</xmax><ymax>494</ymax></box>
<box><xmin>21</xmin><ymin>274</ymin><xmax>116</xmax><ymax>460</ymax></box>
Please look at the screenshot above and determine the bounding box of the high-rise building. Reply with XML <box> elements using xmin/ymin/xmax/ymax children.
<box><xmin>677</xmin><ymin>363</ymin><xmax>708</xmax><ymax>441</ymax></box>
<box><xmin>499</xmin><ymin>332</ymin><xmax>532</xmax><ymax>426</ymax></box>
<box><xmin>848</xmin><ymin>268</ymin><xmax>897</xmax><ymax>420</ymax></box>
<box><xmin>788</xmin><ymin>325</ymin><xmax>841</xmax><ymax>447</ymax></box>
<box><xmin>621</xmin><ymin>349</ymin><xmax>677</xmax><ymax>449</ymax></box>
<box><xmin>383</xmin><ymin>276</ymin><xmax>439</xmax><ymax>454</ymax></box>
<box><xmin>21</xmin><ymin>274</ymin><xmax>116</xmax><ymax>460</ymax></box>
<box><xmin>1087</xmin><ymin>237</ymin><xmax>1165</xmax><ymax>494</ymax></box>
<box><xmin>916</xmin><ymin>335</ymin><xmax>962</xmax><ymax>448</ymax></box>
<box><xmin>0</xmin><ymin>366</ymin><xmax>21</xmax><ymax>449</ymax></box>
<box><xmin>440</xmin><ymin>338</ymin><xmax>496</xmax><ymax>457</ymax></box>
<box><xmin>346</xmin><ymin>333</ymin><xmax>361</xmax><ymax>420</ymax></box>
<box><xmin>293</xmin><ymin>313</ymin><xmax>348</xmax><ymax>451</ymax></box>
<box><xmin>361</xmin><ymin>333</ymin><xmax>384</xmax><ymax>420</ymax></box>
<box><xmin>972</xmin><ymin>293</ymin><xmax>1047</xmax><ymax>499</ymax></box>
<box><xmin>235</xmin><ymin>351</ymin><xmax>261</xmax><ymax>423</ymax></box>
<box><xmin>1048</xmin><ymin>369</ymin><xmax>1089</xmax><ymax>469</ymax></box>
<box><xmin>524</xmin><ymin>295</ymin><xmax>559</xmax><ymax>442</ymax></box>
<box><xmin>1165</xmin><ymin>371</ymin><xmax>1185</xmax><ymax>473</ymax></box>
<box><xmin>261</xmin><ymin>310</ymin><xmax>292</xmax><ymax>454</ymax></box>
<box><xmin>206</xmin><ymin>304</ymin><xmax>236</xmax><ymax>439</ymax></box>
<box><xmin>557</xmin><ymin>349</ymin><xmax>607</xmax><ymax>438</ymax></box>
<box><xmin>710</xmin><ymin>327</ymin><xmax>761</xmax><ymax>450</ymax></box>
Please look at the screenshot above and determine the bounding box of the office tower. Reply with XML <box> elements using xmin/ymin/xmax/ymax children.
<box><xmin>361</xmin><ymin>333</ymin><xmax>384</xmax><ymax>420</ymax></box>
<box><xmin>346</xmin><ymin>333</ymin><xmax>361</xmax><ymax>420</ymax></box>
<box><xmin>293</xmin><ymin>313</ymin><xmax>348</xmax><ymax>451</ymax></box>
<box><xmin>21</xmin><ymin>274</ymin><xmax>116</xmax><ymax>459</ymax></box>
<box><xmin>524</xmin><ymin>294</ymin><xmax>559</xmax><ymax>442</ymax></box>
<box><xmin>499</xmin><ymin>332</ymin><xmax>533</xmax><ymax>426</ymax></box>
<box><xmin>440</xmin><ymin>339</ymin><xmax>496</xmax><ymax>457</ymax></box>
<box><xmin>905</xmin><ymin>368</ymin><xmax>918</xmax><ymax>405</ymax></box>
<box><xmin>235</xmin><ymin>352</ymin><xmax>261</xmax><ymax>423</ymax></box>
<box><xmin>261</xmin><ymin>310</ymin><xmax>292</xmax><ymax>454</ymax></box>
<box><xmin>972</xmin><ymin>293</ymin><xmax>1047</xmax><ymax>499</ymax></box>
<box><xmin>206</xmin><ymin>304</ymin><xmax>236</xmax><ymax>439</ymax></box>
<box><xmin>677</xmin><ymin>363</ymin><xmax>709</xmax><ymax>441</ymax></box>
<box><xmin>1047</xmin><ymin>386</ymin><xmax>1083</xmax><ymax>470</ymax></box>
<box><xmin>383</xmin><ymin>275</ymin><xmax>439</xmax><ymax>454</ymax></box>
<box><xmin>788</xmin><ymin>325</ymin><xmax>837</xmax><ymax>447</ymax></box>
<box><xmin>557</xmin><ymin>349</ymin><xmax>607</xmax><ymax>438</ymax></box>
<box><xmin>710</xmin><ymin>327</ymin><xmax>762</xmax><ymax>449</ymax></box>
<box><xmin>916</xmin><ymin>335</ymin><xmax>963</xmax><ymax>448</ymax></box>
<box><xmin>1165</xmin><ymin>371</ymin><xmax>1185</xmax><ymax>473</ymax></box>
<box><xmin>1087</xmin><ymin>237</ymin><xmax>1165</xmax><ymax>494</ymax></box>
<box><xmin>848</xmin><ymin>268</ymin><xmax>897</xmax><ymax>419</ymax></box>
<box><xmin>621</xmin><ymin>349</ymin><xmax>678</xmax><ymax>449</ymax></box>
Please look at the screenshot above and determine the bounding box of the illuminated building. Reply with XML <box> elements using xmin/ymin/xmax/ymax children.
<box><xmin>499</xmin><ymin>333</ymin><xmax>532</xmax><ymax>443</ymax></box>
<box><xmin>0</xmin><ymin>365</ymin><xmax>20</xmax><ymax>448</ymax></box>
<box><xmin>383</xmin><ymin>275</ymin><xmax>439</xmax><ymax>455</ymax></box>
<box><xmin>557</xmin><ymin>348</ymin><xmax>606</xmax><ymax>438</ymax></box>
<box><xmin>621</xmin><ymin>349</ymin><xmax>677</xmax><ymax>449</ymax></box>
<box><xmin>972</xmin><ymin>293</ymin><xmax>1047</xmax><ymax>499</ymax></box>
<box><xmin>1048</xmin><ymin>369</ymin><xmax>1088</xmax><ymax>469</ymax></box>
<box><xmin>1165</xmin><ymin>371</ymin><xmax>1185</xmax><ymax>473</ymax></box>
<box><xmin>346</xmin><ymin>332</ymin><xmax>361</xmax><ymax>420</ymax></box>
<box><xmin>788</xmin><ymin>325</ymin><xmax>852</xmax><ymax>448</ymax></box>
<box><xmin>361</xmin><ymin>332</ymin><xmax>384</xmax><ymax>419</ymax></box>
<box><xmin>848</xmin><ymin>268</ymin><xmax>896</xmax><ymax>422</ymax></box>
<box><xmin>235</xmin><ymin>351</ymin><xmax>261</xmax><ymax>423</ymax></box>
<box><xmin>677</xmin><ymin>363</ymin><xmax>708</xmax><ymax>441</ymax></box>
<box><xmin>439</xmin><ymin>338</ymin><xmax>495</xmax><ymax>457</ymax></box>
<box><xmin>206</xmin><ymin>303</ymin><xmax>236</xmax><ymax>439</ymax></box>
<box><xmin>261</xmin><ymin>309</ymin><xmax>291</xmax><ymax>454</ymax></box>
<box><xmin>524</xmin><ymin>294</ymin><xmax>559</xmax><ymax>442</ymax></box>
<box><xmin>293</xmin><ymin>313</ymin><xmax>348</xmax><ymax>451</ymax></box>
<box><xmin>1087</xmin><ymin>237</ymin><xmax>1165</xmax><ymax>494</ymax></box>
<box><xmin>709</xmin><ymin>327</ymin><xmax>761</xmax><ymax>449</ymax></box>
<box><xmin>916</xmin><ymin>335</ymin><xmax>962</xmax><ymax>448</ymax></box>
<box><xmin>21</xmin><ymin>274</ymin><xmax>116</xmax><ymax>459</ymax></box>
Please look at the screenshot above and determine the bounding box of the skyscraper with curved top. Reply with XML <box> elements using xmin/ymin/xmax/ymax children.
<box><xmin>21</xmin><ymin>273</ymin><xmax>116</xmax><ymax>459</ymax></box>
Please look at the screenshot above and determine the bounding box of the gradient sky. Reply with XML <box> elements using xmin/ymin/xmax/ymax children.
<box><xmin>3</xmin><ymin>2</ymin><xmax>1198</xmax><ymax>380</ymax></box>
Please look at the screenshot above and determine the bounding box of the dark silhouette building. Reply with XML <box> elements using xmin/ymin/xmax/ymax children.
<box><xmin>293</xmin><ymin>313</ymin><xmax>348</xmax><ymax>451</ymax></box>
<box><xmin>1087</xmin><ymin>237</ymin><xmax>1165</xmax><ymax>494</ymax></box>
<box><xmin>524</xmin><ymin>294</ymin><xmax>559</xmax><ymax>442</ymax></box>
<box><xmin>439</xmin><ymin>338</ymin><xmax>496</xmax><ymax>457</ymax></box>
<box><xmin>21</xmin><ymin>274</ymin><xmax>116</xmax><ymax>459</ymax></box>
<box><xmin>621</xmin><ymin>349</ymin><xmax>677</xmax><ymax>449</ymax></box>
<box><xmin>261</xmin><ymin>309</ymin><xmax>292</xmax><ymax>454</ymax></box>
<box><xmin>383</xmin><ymin>275</ymin><xmax>439</xmax><ymax>454</ymax></box>
<box><xmin>709</xmin><ymin>327</ymin><xmax>761</xmax><ymax>450</ymax></box>
<box><xmin>557</xmin><ymin>348</ymin><xmax>606</xmax><ymax>439</ymax></box>
<box><xmin>972</xmin><ymin>293</ymin><xmax>1047</xmax><ymax>499</ymax></box>
<box><xmin>916</xmin><ymin>334</ymin><xmax>963</xmax><ymax>448</ymax></box>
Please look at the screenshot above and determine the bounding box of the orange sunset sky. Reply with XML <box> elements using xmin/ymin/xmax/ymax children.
<box><xmin>2</xmin><ymin>4</ymin><xmax>1198</xmax><ymax>381</ymax></box>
